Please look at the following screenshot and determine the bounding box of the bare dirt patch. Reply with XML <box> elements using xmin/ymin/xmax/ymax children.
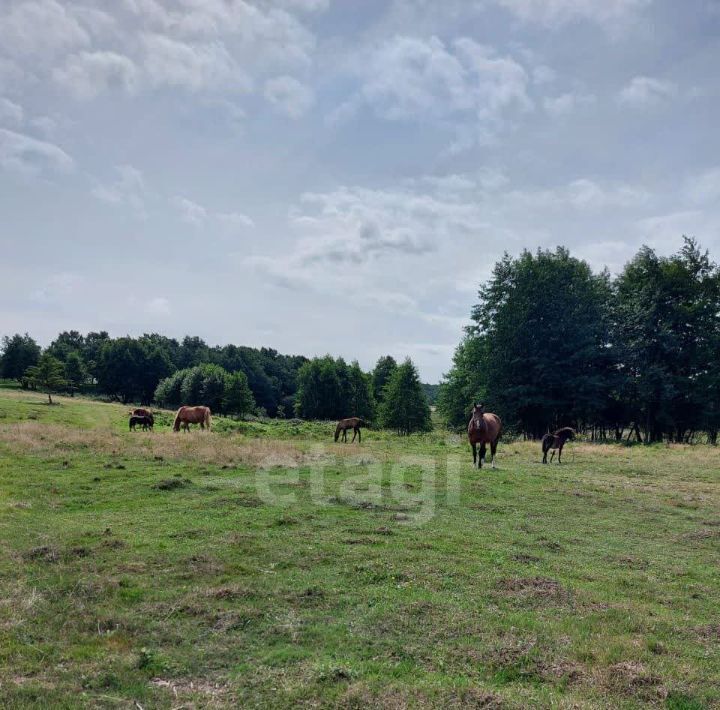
<box><xmin>497</xmin><ymin>577</ymin><xmax>572</xmax><ymax>606</ymax></box>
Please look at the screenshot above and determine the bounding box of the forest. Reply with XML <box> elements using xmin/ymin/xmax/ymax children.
<box><xmin>3</xmin><ymin>238</ymin><xmax>719</xmax><ymax>443</ymax></box>
<box><xmin>438</xmin><ymin>238</ymin><xmax>720</xmax><ymax>443</ymax></box>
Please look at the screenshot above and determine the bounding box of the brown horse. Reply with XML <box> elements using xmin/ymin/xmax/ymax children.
<box><xmin>130</xmin><ymin>408</ymin><xmax>152</xmax><ymax>418</ymax></box>
<box><xmin>335</xmin><ymin>417</ymin><xmax>367</xmax><ymax>443</ymax></box>
<box><xmin>542</xmin><ymin>427</ymin><xmax>575</xmax><ymax>464</ymax></box>
<box><xmin>173</xmin><ymin>406</ymin><xmax>212</xmax><ymax>432</ymax></box>
<box><xmin>129</xmin><ymin>408</ymin><xmax>154</xmax><ymax>430</ymax></box>
<box><xmin>468</xmin><ymin>403</ymin><xmax>502</xmax><ymax>469</ymax></box>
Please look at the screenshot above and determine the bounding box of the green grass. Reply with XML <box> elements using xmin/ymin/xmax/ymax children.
<box><xmin>1</xmin><ymin>390</ymin><xmax>719</xmax><ymax>708</ymax></box>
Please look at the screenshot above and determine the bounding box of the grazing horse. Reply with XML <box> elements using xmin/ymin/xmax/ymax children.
<box><xmin>173</xmin><ymin>406</ymin><xmax>212</xmax><ymax>432</ymax></box>
<box><xmin>468</xmin><ymin>403</ymin><xmax>502</xmax><ymax>469</ymax></box>
<box><xmin>335</xmin><ymin>417</ymin><xmax>367</xmax><ymax>443</ymax></box>
<box><xmin>542</xmin><ymin>427</ymin><xmax>575</xmax><ymax>464</ymax></box>
<box><xmin>129</xmin><ymin>414</ymin><xmax>153</xmax><ymax>431</ymax></box>
<box><xmin>130</xmin><ymin>408</ymin><xmax>152</xmax><ymax>418</ymax></box>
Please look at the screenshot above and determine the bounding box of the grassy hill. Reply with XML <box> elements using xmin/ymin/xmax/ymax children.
<box><xmin>0</xmin><ymin>390</ymin><xmax>718</xmax><ymax>708</ymax></box>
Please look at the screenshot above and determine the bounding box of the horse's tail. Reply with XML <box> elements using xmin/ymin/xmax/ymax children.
<box><xmin>173</xmin><ymin>408</ymin><xmax>182</xmax><ymax>432</ymax></box>
<box><xmin>205</xmin><ymin>408</ymin><xmax>212</xmax><ymax>431</ymax></box>
<box><xmin>541</xmin><ymin>433</ymin><xmax>553</xmax><ymax>453</ymax></box>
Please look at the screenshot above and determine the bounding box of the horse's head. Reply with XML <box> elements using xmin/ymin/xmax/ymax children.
<box><xmin>470</xmin><ymin>403</ymin><xmax>485</xmax><ymax>427</ymax></box>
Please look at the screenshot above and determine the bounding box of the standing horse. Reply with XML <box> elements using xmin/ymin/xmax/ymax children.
<box><xmin>468</xmin><ymin>403</ymin><xmax>502</xmax><ymax>469</ymax></box>
<box><xmin>542</xmin><ymin>427</ymin><xmax>574</xmax><ymax>464</ymax></box>
<box><xmin>129</xmin><ymin>414</ymin><xmax>153</xmax><ymax>431</ymax></box>
<box><xmin>173</xmin><ymin>406</ymin><xmax>212</xmax><ymax>432</ymax></box>
<box><xmin>129</xmin><ymin>409</ymin><xmax>154</xmax><ymax>430</ymax></box>
<box><xmin>335</xmin><ymin>417</ymin><xmax>367</xmax><ymax>443</ymax></box>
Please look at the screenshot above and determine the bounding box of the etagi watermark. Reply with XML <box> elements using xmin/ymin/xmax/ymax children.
<box><xmin>253</xmin><ymin>446</ymin><xmax>466</xmax><ymax>527</ymax></box>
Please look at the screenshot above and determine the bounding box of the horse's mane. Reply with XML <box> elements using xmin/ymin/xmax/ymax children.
<box><xmin>554</xmin><ymin>427</ymin><xmax>575</xmax><ymax>437</ymax></box>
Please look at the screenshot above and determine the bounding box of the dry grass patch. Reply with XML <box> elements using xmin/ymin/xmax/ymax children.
<box><xmin>0</xmin><ymin>421</ymin><xmax>315</xmax><ymax>468</ymax></box>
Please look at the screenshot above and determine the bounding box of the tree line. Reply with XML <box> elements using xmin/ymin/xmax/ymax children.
<box><xmin>0</xmin><ymin>332</ymin><xmax>433</xmax><ymax>433</ymax></box>
<box><xmin>438</xmin><ymin>238</ymin><xmax>720</xmax><ymax>444</ymax></box>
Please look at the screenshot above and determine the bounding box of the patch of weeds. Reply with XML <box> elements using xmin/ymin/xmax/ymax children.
<box><xmin>154</xmin><ymin>477</ymin><xmax>192</xmax><ymax>491</ymax></box>
<box><xmin>136</xmin><ymin>647</ymin><xmax>168</xmax><ymax>675</ymax></box>
<box><xmin>23</xmin><ymin>545</ymin><xmax>59</xmax><ymax>563</ymax></box>
<box><xmin>666</xmin><ymin>691</ymin><xmax>705</xmax><ymax>710</ymax></box>
<box><xmin>316</xmin><ymin>664</ymin><xmax>354</xmax><ymax>684</ymax></box>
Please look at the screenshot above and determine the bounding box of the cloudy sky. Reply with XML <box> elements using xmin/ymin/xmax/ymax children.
<box><xmin>1</xmin><ymin>0</ymin><xmax>719</xmax><ymax>381</ymax></box>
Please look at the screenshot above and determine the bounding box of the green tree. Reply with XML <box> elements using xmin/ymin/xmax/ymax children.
<box><xmin>1</xmin><ymin>333</ymin><xmax>41</xmax><ymax>382</ymax></box>
<box><xmin>224</xmin><ymin>371</ymin><xmax>255</xmax><ymax>418</ymax></box>
<box><xmin>614</xmin><ymin>238</ymin><xmax>720</xmax><ymax>442</ymax></box>
<box><xmin>295</xmin><ymin>356</ymin><xmax>344</xmax><ymax>419</ymax></box>
<box><xmin>24</xmin><ymin>354</ymin><xmax>67</xmax><ymax>404</ymax></box>
<box><xmin>444</xmin><ymin>247</ymin><xmax>613</xmax><ymax>438</ymax></box>
<box><xmin>154</xmin><ymin>369</ymin><xmax>185</xmax><ymax>408</ymax></box>
<box><xmin>64</xmin><ymin>351</ymin><xmax>87</xmax><ymax>397</ymax></box>
<box><xmin>346</xmin><ymin>360</ymin><xmax>375</xmax><ymax>420</ymax></box>
<box><xmin>372</xmin><ymin>355</ymin><xmax>398</xmax><ymax>403</ymax></box>
<box><xmin>379</xmin><ymin>358</ymin><xmax>432</xmax><ymax>435</ymax></box>
<box><xmin>437</xmin><ymin>336</ymin><xmax>487</xmax><ymax>429</ymax></box>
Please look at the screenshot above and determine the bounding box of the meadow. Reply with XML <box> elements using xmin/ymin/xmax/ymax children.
<box><xmin>0</xmin><ymin>388</ymin><xmax>718</xmax><ymax>708</ymax></box>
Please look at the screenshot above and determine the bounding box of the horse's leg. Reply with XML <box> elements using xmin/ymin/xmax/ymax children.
<box><xmin>351</xmin><ymin>428</ymin><xmax>357</xmax><ymax>443</ymax></box>
<box><xmin>479</xmin><ymin>443</ymin><xmax>486</xmax><ymax>469</ymax></box>
<box><xmin>542</xmin><ymin>445</ymin><xmax>547</xmax><ymax>464</ymax></box>
<box><xmin>490</xmin><ymin>439</ymin><xmax>498</xmax><ymax>469</ymax></box>
<box><xmin>472</xmin><ymin>441</ymin><xmax>477</xmax><ymax>467</ymax></box>
<box><xmin>357</xmin><ymin>427</ymin><xmax>361</xmax><ymax>443</ymax></box>
<box><xmin>550</xmin><ymin>449</ymin><xmax>555</xmax><ymax>463</ymax></box>
<box><xmin>558</xmin><ymin>443</ymin><xmax>563</xmax><ymax>464</ymax></box>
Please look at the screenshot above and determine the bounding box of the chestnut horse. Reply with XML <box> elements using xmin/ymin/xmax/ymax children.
<box><xmin>335</xmin><ymin>417</ymin><xmax>367</xmax><ymax>443</ymax></box>
<box><xmin>468</xmin><ymin>403</ymin><xmax>502</xmax><ymax>469</ymax></box>
<box><xmin>173</xmin><ymin>406</ymin><xmax>212</xmax><ymax>432</ymax></box>
<box><xmin>542</xmin><ymin>427</ymin><xmax>574</xmax><ymax>464</ymax></box>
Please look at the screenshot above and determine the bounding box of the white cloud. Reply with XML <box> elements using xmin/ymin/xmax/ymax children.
<box><xmin>30</xmin><ymin>271</ymin><xmax>83</xmax><ymax>302</ymax></box>
<box><xmin>685</xmin><ymin>167</ymin><xmax>720</xmax><ymax>205</ymax></box>
<box><xmin>0</xmin><ymin>0</ymin><xmax>90</xmax><ymax>58</ymax></box>
<box><xmin>0</xmin><ymin>127</ymin><xmax>73</xmax><ymax>176</ymax></box>
<box><xmin>532</xmin><ymin>65</ymin><xmax>557</xmax><ymax>85</ymax></box>
<box><xmin>54</xmin><ymin>51</ymin><xmax>138</xmax><ymax>99</ymax></box>
<box><xmin>92</xmin><ymin>165</ymin><xmax>146</xmax><ymax>215</ymax></box>
<box><xmin>495</xmin><ymin>0</ymin><xmax>651</xmax><ymax>27</ymax></box>
<box><xmin>618</xmin><ymin>75</ymin><xmax>677</xmax><ymax>107</ymax></box>
<box><xmin>142</xmin><ymin>33</ymin><xmax>249</xmax><ymax>92</ymax></box>
<box><xmin>264</xmin><ymin>76</ymin><xmax>314</xmax><ymax>118</ymax></box>
<box><xmin>340</xmin><ymin>35</ymin><xmax>531</xmax><ymax>135</ymax></box>
<box><xmin>146</xmin><ymin>296</ymin><xmax>171</xmax><ymax>316</ymax></box>
<box><xmin>172</xmin><ymin>195</ymin><xmax>253</xmax><ymax>229</ymax></box>
<box><xmin>543</xmin><ymin>91</ymin><xmax>596</xmax><ymax>117</ymax></box>
<box><xmin>0</xmin><ymin>98</ymin><xmax>24</xmax><ymax>126</ymax></box>
<box><xmin>172</xmin><ymin>195</ymin><xmax>208</xmax><ymax>225</ymax></box>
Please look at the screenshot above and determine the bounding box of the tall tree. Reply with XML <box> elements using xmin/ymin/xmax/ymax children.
<box><xmin>442</xmin><ymin>248</ymin><xmax>613</xmax><ymax>438</ymax></box>
<box><xmin>379</xmin><ymin>358</ymin><xmax>432</xmax><ymax>435</ymax></box>
<box><xmin>64</xmin><ymin>351</ymin><xmax>87</xmax><ymax>397</ymax></box>
<box><xmin>372</xmin><ymin>355</ymin><xmax>398</xmax><ymax>403</ymax></box>
<box><xmin>1</xmin><ymin>333</ymin><xmax>41</xmax><ymax>382</ymax></box>
<box><xmin>346</xmin><ymin>360</ymin><xmax>375</xmax><ymax>420</ymax></box>
<box><xmin>24</xmin><ymin>354</ymin><xmax>67</xmax><ymax>404</ymax></box>
<box><xmin>224</xmin><ymin>371</ymin><xmax>256</xmax><ymax>418</ymax></box>
<box><xmin>614</xmin><ymin>238</ymin><xmax>720</xmax><ymax>442</ymax></box>
<box><xmin>295</xmin><ymin>356</ymin><xmax>344</xmax><ymax>420</ymax></box>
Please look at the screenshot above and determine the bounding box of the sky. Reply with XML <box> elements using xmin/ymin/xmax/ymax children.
<box><xmin>1</xmin><ymin>0</ymin><xmax>719</xmax><ymax>382</ymax></box>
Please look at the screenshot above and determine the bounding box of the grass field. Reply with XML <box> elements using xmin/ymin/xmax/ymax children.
<box><xmin>1</xmin><ymin>389</ymin><xmax>719</xmax><ymax>709</ymax></box>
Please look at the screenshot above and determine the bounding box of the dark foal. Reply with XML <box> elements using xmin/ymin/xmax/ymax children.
<box><xmin>542</xmin><ymin>427</ymin><xmax>575</xmax><ymax>463</ymax></box>
<box><xmin>335</xmin><ymin>417</ymin><xmax>367</xmax><ymax>443</ymax></box>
